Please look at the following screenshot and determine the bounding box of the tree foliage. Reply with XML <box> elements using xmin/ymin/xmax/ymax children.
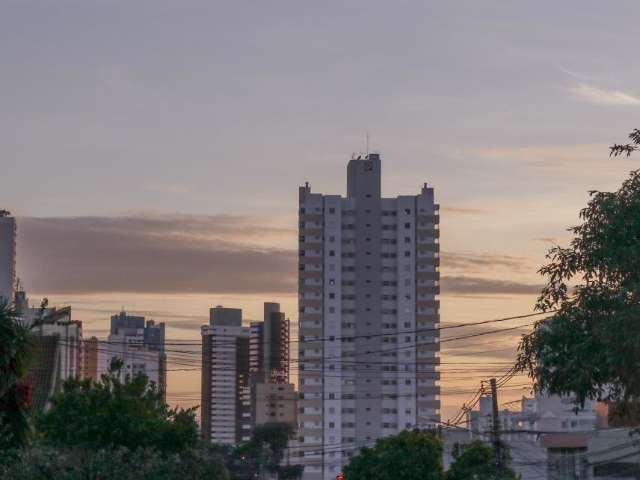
<box><xmin>518</xmin><ymin>133</ymin><xmax>640</xmax><ymax>404</ymax></box>
<box><xmin>0</xmin><ymin>302</ymin><xmax>33</xmax><ymax>449</ymax></box>
<box><xmin>0</xmin><ymin>446</ymin><xmax>229</xmax><ymax>480</ymax></box>
<box><xmin>446</xmin><ymin>441</ymin><xmax>518</xmax><ymax>480</ymax></box>
<box><xmin>610</xmin><ymin>129</ymin><xmax>640</xmax><ymax>157</ymax></box>
<box><xmin>37</xmin><ymin>360</ymin><xmax>199</xmax><ymax>454</ymax></box>
<box><xmin>343</xmin><ymin>430</ymin><xmax>444</xmax><ymax>480</ymax></box>
<box><xmin>234</xmin><ymin>422</ymin><xmax>302</xmax><ymax>479</ymax></box>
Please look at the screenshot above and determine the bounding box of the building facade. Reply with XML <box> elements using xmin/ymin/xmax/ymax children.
<box><xmin>201</xmin><ymin>306</ymin><xmax>252</xmax><ymax>445</ymax></box>
<box><xmin>249</xmin><ymin>302</ymin><xmax>291</xmax><ymax>384</ymax></box>
<box><xmin>0</xmin><ymin>212</ymin><xmax>16</xmax><ymax>304</ymax></box>
<box><xmin>297</xmin><ymin>153</ymin><xmax>441</xmax><ymax>479</ymax></box>
<box><xmin>249</xmin><ymin>302</ymin><xmax>297</xmax><ymax>431</ymax></box>
<box><xmin>83</xmin><ymin>336</ymin><xmax>99</xmax><ymax>381</ymax></box>
<box><xmin>202</xmin><ymin>303</ymin><xmax>297</xmax><ymax>444</ymax></box>
<box><xmin>106</xmin><ymin>311</ymin><xmax>167</xmax><ymax>397</ymax></box>
<box><xmin>253</xmin><ymin>381</ymin><xmax>298</xmax><ymax>427</ymax></box>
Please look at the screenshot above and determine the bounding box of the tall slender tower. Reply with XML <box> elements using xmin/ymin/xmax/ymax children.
<box><xmin>0</xmin><ymin>211</ymin><xmax>16</xmax><ymax>305</ymax></box>
<box><xmin>297</xmin><ymin>154</ymin><xmax>440</xmax><ymax>480</ymax></box>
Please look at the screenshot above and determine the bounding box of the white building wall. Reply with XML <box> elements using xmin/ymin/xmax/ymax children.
<box><xmin>395</xmin><ymin>196</ymin><xmax>418</xmax><ymax>431</ymax></box>
<box><xmin>102</xmin><ymin>334</ymin><xmax>163</xmax><ymax>388</ymax></box>
<box><xmin>323</xmin><ymin>195</ymin><xmax>343</xmax><ymax>477</ymax></box>
<box><xmin>298</xmin><ymin>155</ymin><xmax>440</xmax><ymax>480</ymax></box>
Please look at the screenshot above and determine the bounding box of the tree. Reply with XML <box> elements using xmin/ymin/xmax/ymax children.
<box><xmin>0</xmin><ymin>446</ymin><xmax>229</xmax><ymax>480</ymax></box>
<box><xmin>37</xmin><ymin>359</ymin><xmax>199</xmax><ymax>454</ymax></box>
<box><xmin>235</xmin><ymin>422</ymin><xmax>301</xmax><ymax>479</ymax></box>
<box><xmin>0</xmin><ymin>301</ymin><xmax>33</xmax><ymax>449</ymax></box>
<box><xmin>343</xmin><ymin>430</ymin><xmax>444</xmax><ymax>480</ymax></box>
<box><xmin>446</xmin><ymin>441</ymin><xmax>518</xmax><ymax>480</ymax></box>
<box><xmin>517</xmin><ymin>131</ymin><xmax>640</xmax><ymax>404</ymax></box>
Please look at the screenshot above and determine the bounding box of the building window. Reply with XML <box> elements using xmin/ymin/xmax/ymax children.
<box><xmin>329</xmin><ymin>208</ymin><xmax>335</xmax><ymax>214</ymax></box>
<box><xmin>329</xmin><ymin>250</ymin><xmax>335</xmax><ymax>256</ymax></box>
<box><xmin>404</xmin><ymin>223</ymin><xmax>411</xmax><ymax>229</ymax></box>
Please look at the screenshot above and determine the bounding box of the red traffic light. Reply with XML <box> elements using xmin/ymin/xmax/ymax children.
<box><xmin>336</xmin><ymin>474</ymin><xmax>345</xmax><ymax>480</ymax></box>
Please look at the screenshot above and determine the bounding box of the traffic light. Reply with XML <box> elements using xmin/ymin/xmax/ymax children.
<box><xmin>336</xmin><ymin>473</ymin><xmax>344</xmax><ymax>480</ymax></box>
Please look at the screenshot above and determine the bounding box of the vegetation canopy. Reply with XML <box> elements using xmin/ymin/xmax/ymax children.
<box><xmin>518</xmin><ymin>130</ymin><xmax>640</xmax><ymax>404</ymax></box>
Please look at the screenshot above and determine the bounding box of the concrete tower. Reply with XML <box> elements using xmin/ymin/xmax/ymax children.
<box><xmin>0</xmin><ymin>211</ymin><xmax>16</xmax><ymax>304</ymax></box>
<box><xmin>297</xmin><ymin>153</ymin><xmax>440</xmax><ymax>479</ymax></box>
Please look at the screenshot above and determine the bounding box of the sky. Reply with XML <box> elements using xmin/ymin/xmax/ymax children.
<box><xmin>2</xmin><ymin>0</ymin><xmax>640</xmax><ymax>420</ymax></box>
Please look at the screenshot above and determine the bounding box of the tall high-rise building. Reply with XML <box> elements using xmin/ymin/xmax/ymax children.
<box><xmin>297</xmin><ymin>153</ymin><xmax>440</xmax><ymax>479</ymax></box>
<box><xmin>249</xmin><ymin>302</ymin><xmax>290</xmax><ymax>384</ymax></box>
<box><xmin>0</xmin><ymin>211</ymin><xmax>16</xmax><ymax>304</ymax></box>
<box><xmin>201</xmin><ymin>306</ymin><xmax>252</xmax><ymax>445</ymax></box>
<box><xmin>106</xmin><ymin>310</ymin><xmax>167</xmax><ymax>398</ymax></box>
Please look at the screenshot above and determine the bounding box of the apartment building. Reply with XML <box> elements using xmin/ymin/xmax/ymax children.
<box><xmin>297</xmin><ymin>153</ymin><xmax>441</xmax><ymax>479</ymax></box>
<box><xmin>106</xmin><ymin>311</ymin><xmax>167</xmax><ymax>398</ymax></box>
<box><xmin>201</xmin><ymin>306</ymin><xmax>252</xmax><ymax>445</ymax></box>
<box><xmin>0</xmin><ymin>211</ymin><xmax>16</xmax><ymax>304</ymax></box>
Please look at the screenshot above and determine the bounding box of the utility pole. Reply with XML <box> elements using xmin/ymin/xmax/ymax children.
<box><xmin>490</xmin><ymin>378</ymin><xmax>502</xmax><ymax>475</ymax></box>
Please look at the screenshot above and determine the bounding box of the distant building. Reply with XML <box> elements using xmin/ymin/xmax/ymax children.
<box><xmin>249</xmin><ymin>303</ymin><xmax>297</xmax><ymax>430</ymax></box>
<box><xmin>106</xmin><ymin>310</ymin><xmax>167</xmax><ymax>398</ymax></box>
<box><xmin>250</xmin><ymin>302</ymin><xmax>290</xmax><ymax>384</ymax></box>
<box><xmin>469</xmin><ymin>394</ymin><xmax>601</xmax><ymax>439</ymax></box>
<box><xmin>201</xmin><ymin>306</ymin><xmax>252</xmax><ymax>445</ymax></box>
<box><xmin>0</xmin><ymin>212</ymin><xmax>16</xmax><ymax>304</ymax></box>
<box><xmin>464</xmin><ymin>393</ymin><xmax>607</xmax><ymax>480</ymax></box>
<box><xmin>298</xmin><ymin>153</ymin><xmax>440</xmax><ymax>479</ymax></box>
<box><xmin>202</xmin><ymin>303</ymin><xmax>298</xmax><ymax>445</ymax></box>
<box><xmin>83</xmin><ymin>336</ymin><xmax>99</xmax><ymax>381</ymax></box>
<box><xmin>22</xmin><ymin>303</ymin><xmax>84</xmax><ymax>410</ymax></box>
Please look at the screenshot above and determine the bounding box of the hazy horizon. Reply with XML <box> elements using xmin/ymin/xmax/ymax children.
<box><xmin>3</xmin><ymin>0</ymin><xmax>640</xmax><ymax>421</ymax></box>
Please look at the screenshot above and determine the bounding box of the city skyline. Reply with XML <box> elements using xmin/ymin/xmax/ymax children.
<box><xmin>3</xmin><ymin>1</ymin><xmax>640</xmax><ymax>423</ymax></box>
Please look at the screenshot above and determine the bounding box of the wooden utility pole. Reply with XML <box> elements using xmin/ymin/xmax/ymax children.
<box><xmin>490</xmin><ymin>378</ymin><xmax>502</xmax><ymax>474</ymax></box>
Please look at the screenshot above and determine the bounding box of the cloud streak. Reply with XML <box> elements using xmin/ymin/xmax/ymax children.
<box><xmin>569</xmin><ymin>82</ymin><xmax>640</xmax><ymax>107</ymax></box>
<box><xmin>440</xmin><ymin>251</ymin><xmax>532</xmax><ymax>273</ymax></box>
<box><xmin>440</xmin><ymin>206</ymin><xmax>489</xmax><ymax>215</ymax></box>
<box><xmin>18</xmin><ymin>215</ymin><xmax>297</xmax><ymax>295</ymax></box>
<box><xmin>17</xmin><ymin>215</ymin><xmax>540</xmax><ymax>298</ymax></box>
<box><xmin>441</xmin><ymin>276</ymin><xmax>542</xmax><ymax>296</ymax></box>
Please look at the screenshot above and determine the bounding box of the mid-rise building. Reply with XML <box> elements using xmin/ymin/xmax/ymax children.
<box><xmin>468</xmin><ymin>393</ymin><xmax>601</xmax><ymax>439</ymax></box>
<box><xmin>0</xmin><ymin>211</ymin><xmax>16</xmax><ymax>304</ymax></box>
<box><xmin>297</xmin><ymin>153</ymin><xmax>441</xmax><ymax>479</ymax></box>
<box><xmin>22</xmin><ymin>302</ymin><xmax>84</xmax><ymax>410</ymax></box>
<box><xmin>106</xmin><ymin>310</ymin><xmax>167</xmax><ymax>397</ymax></box>
<box><xmin>201</xmin><ymin>306</ymin><xmax>252</xmax><ymax>445</ymax></box>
